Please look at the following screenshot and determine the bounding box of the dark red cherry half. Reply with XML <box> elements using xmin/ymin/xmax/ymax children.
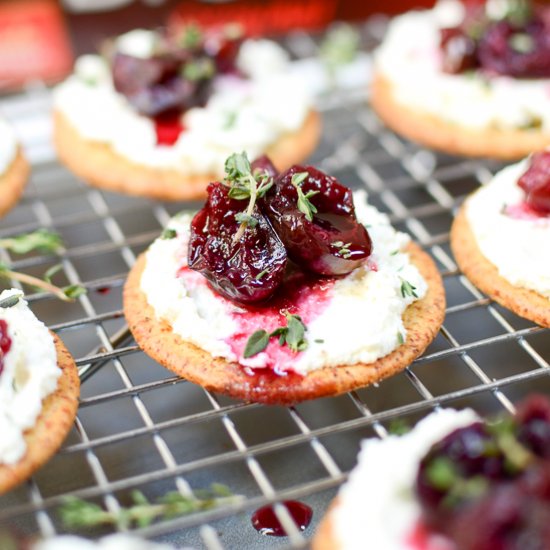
<box><xmin>112</xmin><ymin>52</ymin><xmax>212</xmax><ymax>117</ymax></box>
<box><xmin>518</xmin><ymin>151</ymin><xmax>550</xmax><ymax>214</ymax></box>
<box><xmin>261</xmin><ymin>165</ymin><xmax>372</xmax><ymax>276</ymax></box>
<box><xmin>188</xmin><ymin>183</ymin><xmax>287</xmax><ymax>304</ymax></box>
<box><xmin>440</xmin><ymin>27</ymin><xmax>479</xmax><ymax>74</ymax></box>
<box><xmin>478</xmin><ymin>17</ymin><xmax>550</xmax><ymax>78</ymax></box>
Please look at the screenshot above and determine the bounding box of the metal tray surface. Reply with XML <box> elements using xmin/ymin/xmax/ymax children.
<box><xmin>0</xmin><ymin>20</ymin><xmax>549</xmax><ymax>550</ymax></box>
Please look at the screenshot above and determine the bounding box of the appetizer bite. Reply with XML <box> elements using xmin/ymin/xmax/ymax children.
<box><xmin>0</xmin><ymin>289</ymin><xmax>79</xmax><ymax>494</ymax></box>
<box><xmin>314</xmin><ymin>395</ymin><xmax>550</xmax><ymax>550</ymax></box>
<box><xmin>0</xmin><ymin>119</ymin><xmax>29</xmax><ymax>217</ymax></box>
<box><xmin>53</xmin><ymin>26</ymin><xmax>320</xmax><ymax>200</ymax></box>
<box><xmin>371</xmin><ymin>0</ymin><xmax>550</xmax><ymax>159</ymax></box>
<box><xmin>451</xmin><ymin>151</ymin><xmax>550</xmax><ymax>327</ymax></box>
<box><xmin>124</xmin><ymin>153</ymin><xmax>445</xmax><ymax>404</ymax></box>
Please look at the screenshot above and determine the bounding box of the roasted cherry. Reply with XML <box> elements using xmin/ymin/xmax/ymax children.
<box><xmin>0</xmin><ymin>319</ymin><xmax>11</xmax><ymax>376</ymax></box>
<box><xmin>518</xmin><ymin>152</ymin><xmax>550</xmax><ymax>214</ymax></box>
<box><xmin>251</xmin><ymin>155</ymin><xmax>279</xmax><ymax>179</ymax></box>
<box><xmin>112</xmin><ymin>52</ymin><xmax>212</xmax><ymax>117</ymax></box>
<box><xmin>448</xmin><ymin>465</ymin><xmax>550</xmax><ymax>550</ymax></box>
<box><xmin>416</xmin><ymin>422</ymin><xmax>510</xmax><ymax>522</ymax></box>
<box><xmin>477</xmin><ymin>17</ymin><xmax>550</xmax><ymax>78</ymax></box>
<box><xmin>517</xmin><ymin>394</ymin><xmax>550</xmax><ymax>458</ymax></box>
<box><xmin>188</xmin><ymin>182</ymin><xmax>287</xmax><ymax>304</ymax></box>
<box><xmin>261</xmin><ymin>166</ymin><xmax>372</xmax><ymax>276</ymax></box>
<box><xmin>440</xmin><ymin>27</ymin><xmax>479</xmax><ymax>74</ymax></box>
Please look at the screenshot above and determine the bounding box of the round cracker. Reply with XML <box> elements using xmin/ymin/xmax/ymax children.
<box><xmin>123</xmin><ymin>242</ymin><xmax>445</xmax><ymax>405</ymax></box>
<box><xmin>312</xmin><ymin>499</ymin><xmax>342</xmax><ymax>550</ymax></box>
<box><xmin>0</xmin><ymin>149</ymin><xmax>29</xmax><ymax>218</ymax></box>
<box><xmin>450</xmin><ymin>205</ymin><xmax>550</xmax><ymax>328</ymax></box>
<box><xmin>0</xmin><ymin>332</ymin><xmax>80</xmax><ymax>494</ymax></box>
<box><xmin>370</xmin><ymin>73</ymin><xmax>550</xmax><ymax>160</ymax></box>
<box><xmin>53</xmin><ymin>109</ymin><xmax>322</xmax><ymax>201</ymax></box>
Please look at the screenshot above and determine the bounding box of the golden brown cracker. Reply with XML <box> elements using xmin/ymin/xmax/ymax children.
<box><xmin>0</xmin><ymin>149</ymin><xmax>29</xmax><ymax>218</ymax></box>
<box><xmin>123</xmin><ymin>242</ymin><xmax>445</xmax><ymax>405</ymax></box>
<box><xmin>370</xmin><ymin>73</ymin><xmax>550</xmax><ymax>161</ymax></box>
<box><xmin>0</xmin><ymin>332</ymin><xmax>80</xmax><ymax>494</ymax></box>
<box><xmin>312</xmin><ymin>499</ymin><xmax>343</xmax><ymax>550</ymax></box>
<box><xmin>53</xmin><ymin>109</ymin><xmax>321</xmax><ymax>201</ymax></box>
<box><xmin>451</xmin><ymin>205</ymin><xmax>550</xmax><ymax>328</ymax></box>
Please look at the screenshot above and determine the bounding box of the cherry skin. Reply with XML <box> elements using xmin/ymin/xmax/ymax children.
<box><xmin>518</xmin><ymin>152</ymin><xmax>550</xmax><ymax>215</ymax></box>
<box><xmin>261</xmin><ymin>165</ymin><xmax>372</xmax><ymax>276</ymax></box>
<box><xmin>0</xmin><ymin>319</ymin><xmax>11</xmax><ymax>376</ymax></box>
<box><xmin>188</xmin><ymin>182</ymin><xmax>287</xmax><ymax>305</ymax></box>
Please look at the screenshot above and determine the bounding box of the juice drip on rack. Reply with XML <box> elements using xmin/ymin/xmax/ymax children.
<box><xmin>251</xmin><ymin>500</ymin><xmax>313</xmax><ymax>536</ymax></box>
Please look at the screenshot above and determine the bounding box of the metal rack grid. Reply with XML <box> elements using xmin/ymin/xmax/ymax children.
<box><xmin>1</xmin><ymin>19</ymin><xmax>549</xmax><ymax>550</ymax></box>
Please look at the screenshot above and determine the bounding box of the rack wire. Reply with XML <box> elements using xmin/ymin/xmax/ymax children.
<box><xmin>1</xmin><ymin>18</ymin><xmax>549</xmax><ymax>550</ymax></box>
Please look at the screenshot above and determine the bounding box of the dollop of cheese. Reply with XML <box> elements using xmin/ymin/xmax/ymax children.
<box><xmin>0</xmin><ymin>289</ymin><xmax>61</xmax><ymax>465</ymax></box>
<box><xmin>466</xmin><ymin>158</ymin><xmax>550</xmax><ymax>299</ymax></box>
<box><xmin>0</xmin><ymin>118</ymin><xmax>17</xmax><ymax>177</ymax></box>
<box><xmin>34</xmin><ymin>534</ymin><xmax>178</xmax><ymax>550</ymax></box>
<box><xmin>375</xmin><ymin>0</ymin><xmax>550</xmax><ymax>131</ymax></box>
<box><xmin>332</xmin><ymin>408</ymin><xmax>479</xmax><ymax>550</ymax></box>
<box><xmin>53</xmin><ymin>32</ymin><xmax>311</xmax><ymax>177</ymax></box>
<box><xmin>140</xmin><ymin>191</ymin><xmax>428</xmax><ymax>375</ymax></box>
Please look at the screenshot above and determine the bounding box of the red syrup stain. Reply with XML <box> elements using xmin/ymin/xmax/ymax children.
<box><xmin>95</xmin><ymin>286</ymin><xmax>111</xmax><ymax>295</ymax></box>
<box><xmin>176</xmin><ymin>265</ymin><xmax>335</xmax><ymax>375</ymax></box>
<box><xmin>0</xmin><ymin>319</ymin><xmax>12</xmax><ymax>376</ymax></box>
<box><xmin>406</xmin><ymin>520</ymin><xmax>454</xmax><ymax>550</ymax></box>
<box><xmin>226</xmin><ymin>271</ymin><xmax>334</xmax><ymax>374</ymax></box>
<box><xmin>251</xmin><ymin>501</ymin><xmax>313</xmax><ymax>537</ymax></box>
<box><xmin>504</xmin><ymin>201</ymin><xmax>550</xmax><ymax>221</ymax></box>
<box><xmin>154</xmin><ymin>112</ymin><xmax>185</xmax><ymax>146</ymax></box>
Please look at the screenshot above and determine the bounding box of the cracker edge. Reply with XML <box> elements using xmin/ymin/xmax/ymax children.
<box><xmin>53</xmin><ymin>109</ymin><xmax>321</xmax><ymax>201</ymax></box>
<box><xmin>123</xmin><ymin>242</ymin><xmax>445</xmax><ymax>405</ymax></box>
<box><xmin>311</xmin><ymin>499</ymin><xmax>342</xmax><ymax>550</ymax></box>
<box><xmin>0</xmin><ymin>149</ymin><xmax>29</xmax><ymax>218</ymax></box>
<box><xmin>0</xmin><ymin>332</ymin><xmax>80</xmax><ymax>494</ymax></box>
<box><xmin>451</xmin><ymin>205</ymin><xmax>550</xmax><ymax>328</ymax></box>
<box><xmin>370</xmin><ymin>73</ymin><xmax>550</xmax><ymax>160</ymax></box>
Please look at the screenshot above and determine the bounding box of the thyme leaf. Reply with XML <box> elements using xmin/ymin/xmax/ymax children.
<box><xmin>291</xmin><ymin>171</ymin><xmax>318</xmax><ymax>222</ymax></box>
<box><xmin>0</xmin><ymin>293</ymin><xmax>22</xmax><ymax>309</ymax></box>
<box><xmin>400</xmin><ymin>278</ymin><xmax>418</xmax><ymax>299</ymax></box>
<box><xmin>161</xmin><ymin>228</ymin><xmax>177</xmax><ymax>240</ymax></box>
<box><xmin>243</xmin><ymin>330</ymin><xmax>270</xmax><ymax>358</ymax></box>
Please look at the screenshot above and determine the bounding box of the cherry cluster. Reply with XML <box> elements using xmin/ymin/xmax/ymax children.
<box><xmin>188</xmin><ymin>154</ymin><xmax>372</xmax><ymax>305</ymax></box>
<box><xmin>440</xmin><ymin>2</ymin><xmax>550</xmax><ymax>78</ymax></box>
<box><xmin>416</xmin><ymin>395</ymin><xmax>550</xmax><ymax>549</ymax></box>
<box><xmin>111</xmin><ymin>25</ymin><xmax>242</xmax><ymax>117</ymax></box>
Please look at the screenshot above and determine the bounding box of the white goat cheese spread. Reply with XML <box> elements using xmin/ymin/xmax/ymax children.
<box><xmin>332</xmin><ymin>408</ymin><xmax>479</xmax><ymax>550</ymax></box>
<box><xmin>0</xmin><ymin>119</ymin><xmax>17</xmax><ymax>176</ymax></box>
<box><xmin>34</xmin><ymin>534</ymin><xmax>179</xmax><ymax>550</ymax></box>
<box><xmin>375</xmin><ymin>0</ymin><xmax>550</xmax><ymax>131</ymax></box>
<box><xmin>140</xmin><ymin>191</ymin><xmax>428</xmax><ymax>375</ymax></box>
<box><xmin>53</xmin><ymin>31</ymin><xmax>311</xmax><ymax>177</ymax></box>
<box><xmin>0</xmin><ymin>289</ymin><xmax>61</xmax><ymax>465</ymax></box>
<box><xmin>466</xmin><ymin>158</ymin><xmax>550</xmax><ymax>299</ymax></box>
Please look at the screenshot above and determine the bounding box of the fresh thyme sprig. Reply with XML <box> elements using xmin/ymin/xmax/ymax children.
<box><xmin>319</xmin><ymin>24</ymin><xmax>360</xmax><ymax>75</ymax></box>
<box><xmin>59</xmin><ymin>484</ymin><xmax>239</xmax><ymax>530</ymax></box>
<box><xmin>223</xmin><ymin>152</ymin><xmax>274</xmax><ymax>243</ymax></box>
<box><xmin>243</xmin><ymin>313</ymin><xmax>309</xmax><ymax>358</ymax></box>
<box><xmin>291</xmin><ymin>171</ymin><xmax>318</xmax><ymax>222</ymax></box>
<box><xmin>0</xmin><ymin>229</ymin><xmax>62</xmax><ymax>255</ymax></box>
<box><xmin>0</xmin><ymin>230</ymin><xmax>86</xmax><ymax>302</ymax></box>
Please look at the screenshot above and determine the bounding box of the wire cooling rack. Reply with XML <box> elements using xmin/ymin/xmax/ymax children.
<box><xmin>1</xmin><ymin>19</ymin><xmax>550</xmax><ymax>550</ymax></box>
